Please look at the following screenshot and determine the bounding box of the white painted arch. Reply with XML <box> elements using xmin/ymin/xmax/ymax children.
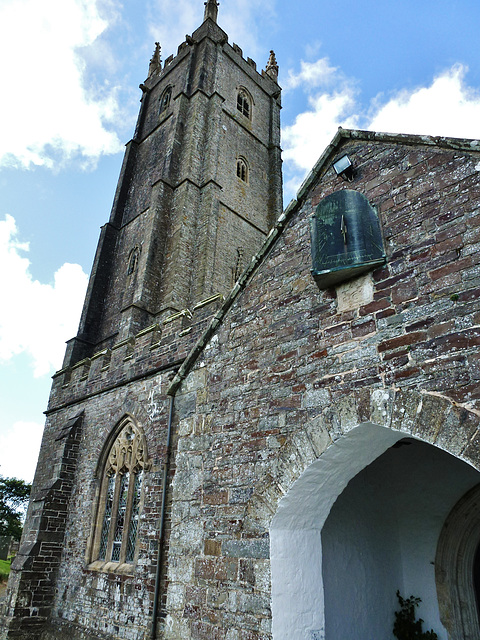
<box><xmin>270</xmin><ymin>422</ymin><xmax>480</xmax><ymax>640</ymax></box>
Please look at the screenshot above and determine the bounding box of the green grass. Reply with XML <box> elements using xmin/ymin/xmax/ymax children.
<box><xmin>0</xmin><ymin>558</ymin><xmax>11</xmax><ymax>582</ymax></box>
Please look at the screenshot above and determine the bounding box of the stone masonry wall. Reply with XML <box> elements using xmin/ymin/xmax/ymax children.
<box><xmin>163</xmin><ymin>136</ymin><xmax>480</xmax><ymax>639</ymax></box>
<box><xmin>41</xmin><ymin>376</ymin><xmax>172</xmax><ymax>640</ymax></box>
<box><xmin>0</xmin><ymin>414</ymin><xmax>83</xmax><ymax>640</ymax></box>
<box><xmin>1</xmin><ymin>290</ymin><xmax>225</xmax><ymax>640</ymax></box>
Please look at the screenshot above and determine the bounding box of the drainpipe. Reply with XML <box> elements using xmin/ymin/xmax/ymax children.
<box><xmin>150</xmin><ymin>392</ymin><xmax>175</xmax><ymax>639</ymax></box>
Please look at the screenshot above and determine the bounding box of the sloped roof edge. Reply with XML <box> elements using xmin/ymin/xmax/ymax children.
<box><xmin>297</xmin><ymin>127</ymin><xmax>480</xmax><ymax>202</ymax></box>
<box><xmin>167</xmin><ymin>199</ymin><xmax>295</xmax><ymax>395</ymax></box>
<box><xmin>167</xmin><ymin>127</ymin><xmax>480</xmax><ymax>396</ymax></box>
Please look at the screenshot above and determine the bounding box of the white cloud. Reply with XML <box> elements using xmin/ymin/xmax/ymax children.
<box><xmin>0</xmin><ymin>0</ymin><xmax>123</xmax><ymax>169</ymax></box>
<box><xmin>282</xmin><ymin>61</ymin><xmax>480</xmax><ymax>198</ymax></box>
<box><xmin>368</xmin><ymin>64</ymin><xmax>480</xmax><ymax>139</ymax></box>
<box><xmin>283</xmin><ymin>58</ymin><xmax>338</xmax><ymax>91</ymax></box>
<box><xmin>281</xmin><ymin>55</ymin><xmax>359</xmax><ymax>181</ymax></box>
<box><xmin>0</xmin><ymin>421</ymin><xmax>43</xmax><ymax>483</ymax></box>
<box><xmin>282</xmin><ymin>89</ymin><xmax>359</xmax><ymax>172</ymax></box>
<box><xmin>0</xmin><ymin>215</ymin><xmax>89</xmax><ymax>376</ymax></box>
<box><xmin>148</xmin><ymin>0</ymin><xmax>277</xmax><ymax>65</ymax></box>
<box><xmin>304</xmin><ymin>41</ymin><xmax>322</xmax><ymax>60</ymax></box>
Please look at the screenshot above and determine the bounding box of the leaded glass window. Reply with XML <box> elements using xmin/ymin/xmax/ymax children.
<box><xmin>236</xmin><ymin>157</ymin><xmax>248</xmax><ymax>183</ymax></box>
<box><xmin>93</xmin><ymin>419</ymin><xmax>148</xmax><ymax>567</ymax></box>
<box><xmin>237</xmin><ymin>90</ymin><xmax>251</xmax><ymax>119</ymax></box>
<box><xmin>98</xmin><ymin>474</ymin><xmax>115</xmax><ymax>560</ymax></box>
<box><xmin>126</xmin><ymin>471</ymin><xmax>143</xmax><ymax>563</ymax></box>
<box><xmin>111</xmin><ymin>472</ymin><xmax>129</xmax><ymax>562</ymax></box>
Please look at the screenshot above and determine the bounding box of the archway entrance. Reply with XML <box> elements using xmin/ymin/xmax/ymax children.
<box><xmin>435</xmin><ymin>482</ymin><xmax>480</xmax><ymax>639</ymax></box>
<box><xmin>270</xmin><ymin>423</ymin><xmax>480</xmax><ymax>640</ymax></box>
<box><xmin>474</xmin><ymin>543</ymin><xmax>480</xmax><ymax>618</ymax></box>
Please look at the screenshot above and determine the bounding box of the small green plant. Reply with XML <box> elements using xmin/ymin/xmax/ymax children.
<box><xmin>450</xmin><ymin>293</ymin><xmax>459</xmax><ymax>302</ymax></box>
<box><xmin>393</xmin><ymin>591</ymin><xmax>438</xmax><ymax>640</ymax></box>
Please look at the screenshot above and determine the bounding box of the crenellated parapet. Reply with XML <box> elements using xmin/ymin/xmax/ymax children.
<box><xmin>50</xmin><ymin>294</ymin><xmax>225</xmax><ymax>412</ymax></box>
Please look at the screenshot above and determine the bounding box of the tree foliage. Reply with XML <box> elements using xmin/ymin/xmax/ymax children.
<box><xmin>393</xmin><ymin>591</ymin><xmax>438</xmax><ymax>640</ymax></box>
<box><xmin>0</xmin><ymin>475</ymin><xmax>31</xmax><ymax>540</ymax></box>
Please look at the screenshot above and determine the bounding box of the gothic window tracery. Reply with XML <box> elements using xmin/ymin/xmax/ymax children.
<box><xmin>92</xmin><ymin>418</ymin><xmax>148</xmax><ymax>567</ymax></box>
<box><xmin>159</xmin><ymin>86</ymin><xmax>172</xmax><ymax>114</ymax></box>
<box><xmin>236</xmin><ymin>90</ymin><xmax>251</xmax><ymax>119</ymax></box>
<box><xmin>236</xmin><ymin>157</ymin><xmax>248</xmax><ymax>183</ymax></box>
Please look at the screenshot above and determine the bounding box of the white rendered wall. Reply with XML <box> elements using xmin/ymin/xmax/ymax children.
<box><xmin>270</xmin><ymin>424</ymin><xmax>480</xmax><ymax>640</ymax></box>
<box><xmin>270</xmin><ymin>530</ymin><xmax>324</xmax><ymax>637</ymax></box>
<box><xmin>271</xmin><ymin>423</ymin><xmax>404</xmax><ymax>640</ymax></box>
<box><xmin>322</xmin><ymin>467</ymin><xmax>403</xmax><ymax>639</ymax></box>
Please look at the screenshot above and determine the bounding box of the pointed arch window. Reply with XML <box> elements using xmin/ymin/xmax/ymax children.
<box><xmin>159</xmin><ymin>86</ymin><xmax>172</xmax><ymax>114</ymax></box>
<box><xmin>236</xmin><ymin>157</ymin><xmax>248</xmax><ymax>183</ymax></box>
<box><xmin>127</xmin><ymin>246</ymin><xmax>140</xmax><ymax>276</ymax></box>
<box><xmin>91</xmin><ymin>418</ymin><xmax>148</xmax><ymax>568</ymax></box>
<box><xmin>237</xmin><ymin>90</ymin><xmax>251</xmax><ymax>119</ymax></box>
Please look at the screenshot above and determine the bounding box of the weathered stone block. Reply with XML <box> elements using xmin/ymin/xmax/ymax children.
<box><xmin>222</xmin><ymin>539</ymin><xmax>269</xmax><ymax>559</ymax></box>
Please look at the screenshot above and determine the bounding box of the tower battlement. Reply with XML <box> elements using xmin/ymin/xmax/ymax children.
<box><xmin>50</xmin><ymin>293</ymin><xmax>224</xmax><ymax>412</ymax></box>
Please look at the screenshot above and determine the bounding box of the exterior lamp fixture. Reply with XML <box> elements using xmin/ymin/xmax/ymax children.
<box><xmin>333</xmin><ymin>154</ymin><xmax>354</xmax><ymax>181</ymax></box>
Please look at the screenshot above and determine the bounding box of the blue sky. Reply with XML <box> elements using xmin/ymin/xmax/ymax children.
<box><xmin>1</xmin><ymin>0</ymin><xmax>480</xmax><ymax>482</ymax></box>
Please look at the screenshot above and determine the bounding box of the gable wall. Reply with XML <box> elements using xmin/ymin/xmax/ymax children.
<box><xmin>163</xmin><ymin>138</ymin><xmax>480</xmax><ymax>638</ymax></box>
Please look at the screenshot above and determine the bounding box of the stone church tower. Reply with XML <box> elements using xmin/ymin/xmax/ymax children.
<box><xmin>1</xmin><ymin>4</ymin><xmax>282</xmax><ymax>639</ymax></box>
<box><xmin>65</xmin><ymin>0</ymin><xmax>282</xmax><ymax>367</ymax></box>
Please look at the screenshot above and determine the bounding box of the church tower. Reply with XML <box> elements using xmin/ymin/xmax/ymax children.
<box><xmin>1</xmin><ymin>4</ymin><xmax>281</xmax><ymax>640</ymax></box>
<box><xmin>64</xmin><ymin>0</ymin><xmax>282</xmax><ymax>366</ymax></box>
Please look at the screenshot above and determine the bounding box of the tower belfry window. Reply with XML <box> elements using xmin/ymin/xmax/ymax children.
<box><xmin>91</xmin><ymin>418</ymin><xmax>148</xmax><ymax>568</ymax></box>
<box><xmin>236</xmin><ymin>157</ymin><xmax>248</xmax><ymax>183</ymax></box>
<box><xmin>159</xmin><ymin>87</ymin><xmax>172</xmax><ymax>114</ymax></box>
<box><xmin>237</xmin><ymin>90</ymin><xmax>251</xmax><ymax>119</ymax></box>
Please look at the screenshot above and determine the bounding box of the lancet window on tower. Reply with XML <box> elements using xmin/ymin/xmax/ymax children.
<box><xmin>236</xmin><ymin>90</ymin><xmax>251</xmax><ymax>119</ymax></box>
<box><xmin>127</xmin><ymin>246</ymin><xmax>140</xmax><ymax>276</ymax></box>
<box><xmin>92</xmin><ymin>418</ymin><xmax>148</xmax><ymax>567</ymax></box>
<box><xmin>233</xmin><ymin>246</ymin><xmax>245</xmax><ymax>282</ymax></box>
<box><xmin>159</xmin><ymin>86</ymin><xmax>172</xmax><ymax>114</ymax></box>
<box><xmin>236</xmin><ymin>157</ymin><xmax>249</xmax><ymax>183</ymax></box>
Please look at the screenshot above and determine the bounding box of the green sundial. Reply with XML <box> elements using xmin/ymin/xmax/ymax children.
<box><xmin>310</xmin><ymin>189</ymin><xmax>386</xmax><ymax>288</ymax></box>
